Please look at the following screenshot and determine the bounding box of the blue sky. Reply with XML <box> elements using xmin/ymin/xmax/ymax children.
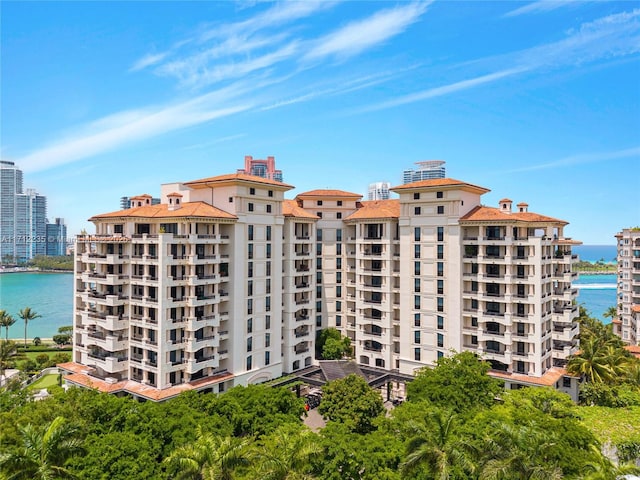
<box><xmin>2</xmin><ymin>1</ymin><xmax>639</xmax><ymax>245</ymax></box>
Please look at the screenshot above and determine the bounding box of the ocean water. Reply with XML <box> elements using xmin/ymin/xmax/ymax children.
<box><xmin>0</xmin><ymin>272</ymin><xmax>74</xmax><ymax>339</ymax></box>
<box><xmin>574</xmin><ymin>274</ymin><xmax>617</xmax><ymax>323</ymax></box>
<box><xmin>573</xmin><ymin>245</ymin><xmax>617</xmax><ymax>263</ymax></box>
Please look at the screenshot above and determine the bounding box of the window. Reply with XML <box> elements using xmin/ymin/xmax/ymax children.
<box><xmin>336</xmin><ymin>229</ymin><xmax>342</xmax><ymax>241</ymax></box>
<box><xmin>437</xmin><ymin>205</ymin><xmax>445</xmax><ymax>214</ymax></box>
<box><xmin>268</xmin><ymin>190</ymin><xmax>273</xmax><ymax>197</ymax></box>
<box><xmin>266</xmin><ymin>261</ymin><xmax>271</xmax><ymax>276</ymax></box>
<box><xmin>317</xmin><ymin>212</ymin><xmax>322</xmax><ymax>218</ymax></box>
<box><xmin>266</xmin><ymin>279</ymin><xmax>271</xmax><ymax>294</ymax></box>
<box><xmin>316</xmin><ymin>286</ymin><xmax>322</xmax><ymax>298</ymax></box>
<box><xmin>265</xmin><ymin>351</ymin><xmax>271</xmax><ymax>365</ymax></box>
<box><xmin>317</xmin><ymin>258</ymin><xmax>322</xmax><ymax>269</ymax></box>
<box><xmin>414</xmin><ymin>295</ymin><xmax>421</xmax><ymax>309</ymax></box>
<box><xmin>414</xmin><ymin>348</ymin><xmax>421</xmax><ymax>361</ymax></box>
<box><xmin>248</xmin><ymin>225</ymin><xmax>254</xmax><ymax>241</ymax></box>
<box><xmin>486</xmin><ymin>226</ymin><xmax>501</xmax><ymax>240</ymax></box>
<box><xmin>437</xmin><ymin>227</ymin><xmax>444</xmax><ymax>242</ymax></box>
<box><xmin>414</xmin><ymin>261</ymin><xmax>420</xmax><ymax>275</ymax></box>
<box><xmin>471</xmin><ymin>335</ymin><xmax>478</xmax><ymax>345</ymax></box>
<box><xmin>250</xmin><ymin>187</ymin><xmax>256</xmax><ymax>195</ymax></box>
<box><xmin>266</xmin><ymin>244</ymin><xmax>271</xmax><ymax>259</ymax></box>
<box><xmin>413</xmin><ymin>193</ymin><xmax>420</xmax><ymax>200</ymax></box>
<box><xmin>436</xmin><ymin>191</ymin><xmax>443</xmax><ymax>198</ymax></box>
<box><xmin>248</xmin><ymin>203</ymin><xmax>254</xmax><ymax>212</ymax></box>
<box><xmin>316</xmin><ymin>271</ymin><xmax>322</xmax><ymax>283</ymax></box>
<box><xmin>471</xmin><ymin>317</ymin><xmax>478</xmax><ymax>327</ymax></box>
<box><xmin>336</xmin><ymin>258</ymin><xmax>342</xmax><ymax>269</ymax></box>
<box><xmin>437</xmin><ymin>333</ymin><xmax>444</xmax><ymax>348</ymax></box>
<box><xmin>336</xmin><ymin>243</ymin><xmax>342</xmax><ymax>255</ymax></box>
<box><xmin>336</xmin><ymin>286</ymin><xmax>342</xmax><ymax>296</ymax></box>
<box><xmin>437</xmin><ymin>351</ymin><xmax>444</xmax><ymax>359</ymax></box>
<box><xmin>317</xmin><ymin>243</ymin><xmax>322</xmax><ymax>255</ymax></box>
<box><xmin>337</xmin><ymin>200</ymin><xmax>343</xmax><ymax>206</ymax></box>
<box><xmin>229</xmin><ymin>197</ymin><xmax>233</xmax><ymax>203</ymax></box>
<box><xmin>437</xmin><ymin>262</ymin><xmax>444</xmax><ymax>277</ymax></box>
<box><xmin>247</xmin><ymin>299</ymin><xmax>253</xmax><ymax>315</ymax></box>
<box><xmin>246</xmin><ymin>355</ymin><xmax>252</xmax><ymax>370</ymax></box>
<box><xmin>317</xmin><ymin>200</ymin><xmax>323</xmax><ymax>206</ymax></box>
<box><xmin>247</xmin><ymin>318</ymin><xmax>253</xmax><ymax>333</ymax></box>
<box><xmin>316</xmin><ymin>301</ymin><xmax>322</xmax><ymax>313</ymax></box>
<box><xmin>437</xmin><ymin>279</ymin><xmax>444</xmax><ymax>295</ymax></box>
<box><xmin>248</xmin><ymin>280</ymin><xmax>253</xmax><ymax>296</ymax></box>
<box><xmin>248</xmin><ymin>244</ymin><xmax>253</xmax><ymax>259</ymax></box>
<box><xmin>248</xmin><ymin>262</ymin><xmax>253</xmax><ymax>278</ymax></box>
<box><xmin>437</xmin><ymin>244</ymin><xmax>444</xmax><ymax>260</ymax></box>
<box><xmin>414</xmin><ymin>331</ymin><xmax>421</xmax><ymax>343</ymax></box>
<box><xmin>337</xmin><ymin>212</ymin><xmax>342</xmax><ymax>219</ymax></box>
<box><xmin>265</xmin><ymin>333</ymin><xmax>271</xmax><ymax>347</ymax></box>
<box><xmin>336</xmin><ymin>301</ymin><xmax>342</xmax><ymax>312</ymax></box>
<box><xmin>414</xmin><ymin>244</ymin><xmax>420</xmax><ymax>259</ymax></box>
<box><xmin>317</xmin><ymin>229</ymin><xmax>323</xmax><ymax>241</ymax></box>
<box><xmin>266</xmin><ymin>315</ymin><xmax>271</xmax><ymax>329</ymax></box>
<box><xmin>562</xmin><ymin>377</ymin><xmax>571</xmax><ymax>388</ymax></box>
<box><xmin>247</xmin><ymin>337</ymin><xmax>253</xmax><ymax>352</ymax></box>
<box><xmin>114</xmin><ymin>224</ymin><xmax>123</xmax><ymax>234</ymax></box>
<box><xmin>336</xmin><ymin>272</ymin><xmax>342</xmax><ymax>283</ymax></box>
<box><xmin>414</xmin><ymin>278</ymin><xmax>421</xmax><ymax>293</ymax></box>
<box><xmin>266</xmin><ymin>226</ymin><xmax>271</xmax><ymax>241</ymax></box>
<box><xmin>437</xmin><ymin>297</ymin><xmax>444</xmax><ymax>312</ymax></box>
<box><xmin>437</xmin><ymin>315</ymin><xmax>444</xmax><ymax>330</ymax></box>
<box><xmin>266</xmin><ymin>296</ymin><xmax>271</xmax><ymax>312</ymax></box>
<box><xmin>414</xmin><ymin>313</ymin><xmax>421</xmax><ymax>327</ymax></box>
<box><xmin>266</xmin><ymin>204</ymin><xmax>272</xmax><ymax>213</ymax></box>
<box><xmin>335</xmin><ymin>314</ymin><xmax>342</xmax><ymax>327</ymax></box>
<box><xmin>414</xmin><ymin>207</ymin><xmax>421</xmax><ymax>215</ymax></box>
<box><xmin>414</xmin><ymin>227</ymin><xmax>421</xmax><ymax>241</ymax></box>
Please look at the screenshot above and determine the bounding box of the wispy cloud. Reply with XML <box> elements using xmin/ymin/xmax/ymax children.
<box><xmin>129</xmin><ymin>52</ymin><xmax>168</xmax><ymax>72</ymax></box>
<box><xmin>509</xmin><ymin>146</ymin><xmax>640</xmax><ymax>172</ymax></box>
<box><xmin>359</xmin><ymin>9</ymin><xmax>640</xmax><ymax>112</ymax></box>
<box><xmin>18</xmin><ymin>84</ymin><xmax>254</xmax><ymax>173</ymax></box>
<box><xmin>304</xmin><ymin>2</ymin><xmax>430</xmax><ymax>61</ymax></box>
<box><xmin>504</xmin><ymin>0</ymin><xmax>582</xmax><ymax>18</ymax></box>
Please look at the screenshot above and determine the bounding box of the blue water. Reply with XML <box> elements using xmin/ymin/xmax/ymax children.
<box><xmin>0</xmin><ymin>272</ymin><xmax>74</xmax><ymax>339</ymax></box>
<box><xmin>573</xmin><ymin>244</ymin><xmax>617</xmax><ymax>264</ymax></box>
<box><xmin>574</xmin><ymin>274</ymin><xmax>617</xmax><ymax>323</ymax></box>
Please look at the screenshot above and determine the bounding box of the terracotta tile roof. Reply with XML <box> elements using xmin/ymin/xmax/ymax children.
<box><xmin>517</xmin><ymin>202</ymin><xmax>529</xmax><ymax>206</ymax></box>
<box><xmin>488</xmin><ymin>367</ymin><xmax>569</xmax><ymax>387</ymax></box>
<box><xmin>499</xmin><ymin>198</ymin><xmax>512</xmax><ymax>203</ymax></box>
<box><xmin>89</xmin><ymin>201</ymin><xmax>237</xmax><ymax>221</ymax></box>
<box><xmin>58</xmin><ymin>362</ymin><xmax>233</xmax><ymax>401</ymax></box>
<box><xmin>184</xmin><ymin>173</ymin><xmax>294</xmax><ymax>189</ymax></box>
<box><xmin>344</xmin><ymin>199</ymin><xmax>400</xmax><ymax>221</ymax></box>
<box><xmin>167</xmin><ymin>192</ymin><xmax>183</xmax><ymax>197</ymax></box>
<box><xmin>624</xmin><ymin>346</ymin><xmax>640</xmax><ymax>359</ymax></box>
<box><xmin>460</xmin><ymin>205</ymin><xmax>568</xmax><ymax>224</ymax></box>
<box><xmin>612</xmin><ymin>318</ymin><xmax>622</xmax><ymax>324</ymax></box>
<box><xmin>391</xmin><ymin>177</ymin><xmax>490</xmax><ymax>194</ymax></box>
<box><xmin>296</xmin><ymin>189</ymin><xmax>362</xmax><ymax>199</ymax></box>
<box><xmin>282</xmin><ymin>200</ymin><xmax>319</xmax><ymax>219</ymax></box>
<box><xmin>632</xmin><ymin>305</ymin><xmax>640</xmax><ymax>313</ymax></box>
<box><xmin>129</xmin><ymin>194</ymin><xmax>153</xmax><ymax>200</ymax></box>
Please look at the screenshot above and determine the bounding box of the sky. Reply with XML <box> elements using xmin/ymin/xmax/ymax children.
<box><xmin>1</xmin><ymin>1</ymin><xmax>639</xmax><ymax>245</ymax></box>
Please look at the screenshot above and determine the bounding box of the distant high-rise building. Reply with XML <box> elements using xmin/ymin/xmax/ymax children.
<box><xmin>368</xmin><ymin>182</ymin><xmax>391</xmax><ymax>200</ymax></box>
<box><xmin>46</xmin><ymin>218</ymin><xmax>68</xmax><ymax>256</ymax></box>
<box><xmin>237</xmin><ymin>155</ymin><xmax>283</xmax><ymax>182</ymax></box>
<box><xmin>403</xmin><ymin>160</ymin><xmax>446</xmax><ymax>184</ymax></box>
<box><xmin>615</xmin><ymin>228</ymin><xmax>640</xmax><ymax>345</ymax></box>
<box><xmin>1</xmin><ymin>161</ymin><xmax>49</xmax><ymax>263</ymax></box>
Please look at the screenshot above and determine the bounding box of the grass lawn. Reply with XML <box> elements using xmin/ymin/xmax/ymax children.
<box><xmin>19</xmin><ymin>349</ymin><xmax>71</xmax><ymax>362</ymax></box>
<box><xmin>577</xmin><ymin>405</ymin><xmax>640</xmax><ymax>445</ymax></box>
<box><xmin>27</xmin><ymin>374</ymin><xmax>60</xmax><ymax>391</ymax></box>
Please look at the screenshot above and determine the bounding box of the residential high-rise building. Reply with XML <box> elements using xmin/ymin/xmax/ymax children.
<box><xmin>615</xmin><ymin>228</ymin><xmax>640</xmax><ymax>345</ymax></box>
<box><xmin>368</xmin><ymin>182</ymin><xmax>391</xmax><ymax>200</ymax></box>
<box><xmin>403</xmin><ymin>160</ymin><xmax>446</xmax><ymax>184</ymax></box>
<box><xmin>237</xmin><ymin>155</ymin><xmax>283</xmax><ymax>182</ymax></box>
<box><xmin>46</xmin><ymin>218</ymin><xmax>68</xmax><ymax>256</ymax></box>
<box><xmin>61</xmin><ymin>165</ymin><xmax>580</xmax><ymax>401</ymax></box>
<box><xmin>1</xmin><ymin>160</ymin><xmax>49</xmax><ymax>263</ymax></box>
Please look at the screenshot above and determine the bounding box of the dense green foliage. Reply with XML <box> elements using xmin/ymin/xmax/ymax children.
<box><xmin>28</xmin><ymin>255</ymin><xmax>74</xmax><ymax>271</ymax></box>
<box><xmin>315</xmin><ymin>328</ymin><xmax>351</xmax><ymax>360</ymax></box>
<box><xmin>0</xmin><ymin>352</ymin><xmax>638</xmax><ymax>479</ymax></box>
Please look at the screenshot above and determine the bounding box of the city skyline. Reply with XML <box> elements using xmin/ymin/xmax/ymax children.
<box><xmin>2</xmin><ymin>1</ymin><xmax>639</xmax><ymax>244</ymax></box>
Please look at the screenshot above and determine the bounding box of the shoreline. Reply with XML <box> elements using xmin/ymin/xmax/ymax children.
<box><xmin>0</xmin><ymin>267</ymin><xmax>72</xmax><ymax>274</ymax></box>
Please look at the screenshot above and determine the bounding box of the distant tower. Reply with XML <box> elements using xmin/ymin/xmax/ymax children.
<box><xmin>403</xmin><ymin>160</ymin><xmax>446</xmax><ymax>184</ymax></box>
<box><xmin>120</xmin><ymin>195</ymin><xmax>160</xmax><ymax>210</ymax></box>
<box><xmin>368</xmin><ymin>182</ymin><xmax>391</xmax><ymax>200</ymax></box>
<box><xmin>237</xmin><ymin>155</ymin><xmax>283</xmax><ymax>182</ymax></box>
<box><xmin>46</xmin><ymin>218</ymin><xmax>67</xmax><ymax>256</ymax></box>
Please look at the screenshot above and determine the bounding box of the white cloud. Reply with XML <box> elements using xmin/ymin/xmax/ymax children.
<box><xmin>129</xmin><ymin>52</ymin><xmax>168</xmax><ymax>72</ymax></box>
<box><xmin>509</xmin><ymin>146</ymin><xmax>640</xmax><ymax>172</ymax></box>
<box><xmin>304</xmin><ymin>2</ymin><xmax>430</xmax><ymax>61</ymax></box>
<box><xmin>504</xmin><ymin>0</ymin><xmax>582</xmax><ymax>18</ymax></box>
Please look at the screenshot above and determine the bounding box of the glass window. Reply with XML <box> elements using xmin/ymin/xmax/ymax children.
<box><xmin>266</xmin><ymin>315</ymin><xmax>271</xmax><ymax>329</ymax></box>
<box><xmin>248</xmin><ymin>243</ymin><xmax>253</xmax><ymax>259</ymax></box>
<box><xmin>437</xmin><ymin>297</ymin><xmax>444</xmax><ymax>312</ymax></box>
<box><xmin>414</xmin><ymin>207</ymin><xmax>421</xmax><ymax>215</ymax></box>
<box><xmin>317</xmin><ymin>200</ymin><xmax>323</xmax><ymax>206</ymax></box>
<box><xmin>437</xmin><ymin>262</ymin><xmax>444</xmax><ymax>276</ymax></box>
<box><xmin>437</xmin><ymin>315</ymin><xmax>444</xmax><ymax>329</ymax></box>
<box><xmin>437</xmin><ymin>279</ymin><xmax>444</xmax><ymax>295</ymax></box>
<box><xmin>248</xmin><ymin>280</ymin><xmax>253</xmax><ymax>296</ymax></box>
<box><xmin>413</xmin><ymin>193</ymin><xmax>420</xmax><ymax>200</ymax></box>
<box><xmin>414</xmin><ymin>348</ymin><xmax>421</xmax><ymax>361</ymax></box>
<box><xmin>336</xmin><ymin>301</ymin><xmax>342</xmax><ymax>311</ymax></box>
<box><xmin>414</xmin><ymin>278</ymin><xmax>421</xmax><ymax>292</ymax></box>
<box><xmin>247</xmin><ymin>299</ymin><xmax>253</xmax><ymax>315</ymax></box>
<box><xmin>414</xmin><ymin>313</ymin><xmax>421</xmax><ymax>327</ymax></box>
<box><xmin>266</xmin><ymin>226</ymin><xmax>271</xmax><ymax>241</ymax></box>
<box><xmin>437</xmin><ymin>227</ymin><xmax>444</xmax><ymax>242</ymax></box>
<box><xmin>414</xmin><ymin>244</ymin><xmax>420</xmax><ymax>259</ymax></box>
<box><xmin>266</xmin><ymin>296</ymin><xmax>271</xmax><ymax>312</ymax></box>
<box><xmin>247</xmin><ymin>318</ymin><xmax>253</xmax><ymax>333</ymax></box>
<box><xmin>336</xmin><ymin>315</ymin><xmax>342</xmax><ymax>326</ymax></box>
<box><xmin>337</xmin><ymin>200</ymin><xmax>343</xmax><ymax>206</ymax></box>
<box><xmin>266</xmin><ymin>204</ymin><xmax>272</xmax><ymax>213</ymax></box>
<box><xmin>336</xmin><ymin>229</ymin><xmax>342</xmax><ymax>241</ymax></box>
<box><xmin>336</xmin><ymin>272</ymin><xmax>342</xmax><ymax>283</ymax></box>
<box><xmin>337</xmin><ymin>212</ymin><xmax>342</xmax><ymax>219</ymax></box>
<box><xmin>437</xmin><ymin>333</ymin><xmax>444</xmax><ymax>348</ymax></box>
<box><xmin>265</xmin><ymin>351</ymin><xmax>270</xmax><ymax>365</ymax></box>
<box><xmin>437</xmin><ymin>205</ymin><xmax>445</xmax><ymax>214</ymax></box>
<box><xmin>248</xmin><ymin>262</ymin><xmax>253</xmax><ymax>278</ymax></box>
<box><xmin>247</xmin><ymin>337</ymin><xmax>253</xmax><ymax>352</ymax></box>
<box><xmin>250</xmin><ymin>188</ymin><xmax>255</xmax><ymax>195</ymax></box>
<box><xmin>268</xmin><ymin>190</ymin><xmax>273</xmax><ymax>197</ymax></box>
<box><xmin>265</xmin><ymin>333</ymin><xmax>271</xmax><ymax>347</ymax></box>
<box><xmin>246</xmin><ymin>355</ymin><xmax>252</xmax><ymax>370</ymax></box>
<box><xmin>248</xmin><ymin>225</ymin><xmax>254</xmax><ymax>241</ymax></box>
<box><xmin>414</xmin><ymin>261</ymin><xmax>421</xmax><ymax>275</ymax></box>
<box><xmin>414</xmin><ymin>227</ymin><xmax>421</xmax><ymax>241</ymax></box>
<box><xmin>248</xmin><ymin>203</ymin><xmax>254</xmax><ymax>212</ymax></box>
<box><xmin>317</xmin><ymin>229</ymin><xmax>322</xmax><ymax>241</ymax></box>
<box><xmin>414</xmin><ymin>295</ymin><xmax>421</xmax><ymax>309</ymax></box>
<box><xmin>437</xmin><ymin>244</ymin><xmax>444</xmax><ymax>260</ymax></box>
<box><xmin>436</xmin><ymin>191</ymin><xmax>443</xmax><ymax>198</ymax></box>
<box><xmin>414</xmin><ymin>331</ymin><xmax>421</xmax><ymax>343</ymax></box>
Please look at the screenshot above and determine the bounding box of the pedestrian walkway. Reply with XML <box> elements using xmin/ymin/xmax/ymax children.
<box><xmin>302</xmin><ymin>407</ymin><xmax>326</xmax><ymax>432</ymax></box>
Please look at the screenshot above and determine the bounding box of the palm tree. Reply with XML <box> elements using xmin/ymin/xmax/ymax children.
<box><xmin>0</xmin><ymin>311</ymin><xmax>16</xmax><ymax>341</ymax></box>
<box><xmin>567</xmin><ymin>337</ymin><xmax>616</xmax><ymax>383</ymax></box>
<box><xmin>0</xmin><ymin>416</ymin><xmax>83</xmax><ymax>479</ymax></box>
<box><xmin>253</xmin><ymin>425</ymin><xmax>321</xmax><ymax>480</ymax></box>
<box><xmin>602</xmin><ymin>306</ymin><xmax>617</xmax><ymax>322</ymax></box>
<box><xmin>400</xmin><ymin>409</ymin><xmax>475</xmax><ymax>480</ymax></box>
<box><xmin>164</xmin><ymin>428</ymin><xmax>251</xmax><ymax>480</ymax></box>
<box><xmin>0</xmin><ymin>340</ymin><xmax>18</xmax><ymax>386</ymax></box>
<box><xmin>478</xmin><ymin>423</ymin><xmax>563</xmax><ymax>480</ymax></box>
<box><xmin>17</xmin><ymin>307</ymin><xmax>41</xmax><ymax>349</ymax></box>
